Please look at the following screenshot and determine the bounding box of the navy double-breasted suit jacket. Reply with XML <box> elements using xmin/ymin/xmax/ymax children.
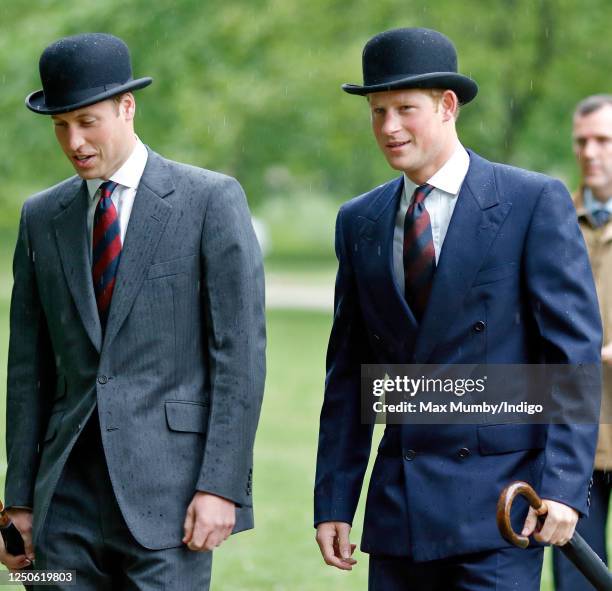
<box><xmin>314</xmin><ymin>150</ymin><xmax>602</xmax><ymax>562</ymax></box>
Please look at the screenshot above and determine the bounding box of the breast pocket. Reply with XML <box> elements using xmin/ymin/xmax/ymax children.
<box><xmin>472</xmin><ymin>263</ymin><xmax>517</xmax><ymax>287</ymax></box>
<box><xmin>147</xmin><ymin>254</ymin><xmax>198</xmax><ymax>280</ymax></box>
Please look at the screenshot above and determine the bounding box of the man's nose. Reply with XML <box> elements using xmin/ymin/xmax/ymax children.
<box><xmin>582</xmin><ymin>139</ymin><xmax>599</xmax><ymax>159</ymax></box>
<box><xmin>381</xmin><ymin>111</ymin><xmax>401</xmax><ymax>135</ymax></box>
<box><xmin>66</xmin><ymin>127</ymin><xmax>85</xmax><ymax>152</ymax></box>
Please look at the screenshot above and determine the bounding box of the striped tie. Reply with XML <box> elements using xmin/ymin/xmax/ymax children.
<box><xmin>403</xmin><ymin>183</ymin><xmax>435</xmax><ymax>321</ymax></box>
<box><xmin>92</xmin><ymin>181</ymin><xmax>121</xmax><ymax>332</ymax></box>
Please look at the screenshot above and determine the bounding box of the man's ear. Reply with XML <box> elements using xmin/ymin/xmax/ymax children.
<box><xmin>119</xmin><ymin>92</ymin><xmax>136</xmax><ymax>121</ymax></box>
<box><xmin>441</xmin><ymin>90</ymin><xmax>458</xmax><ymax>122</ymax></box>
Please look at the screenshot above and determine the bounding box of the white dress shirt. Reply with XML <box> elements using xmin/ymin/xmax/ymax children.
<box><xmin>393</xmin><ymin>143</ymin><xmax>470</xmax><ymax>296</ymax></box>
<box><xmin>86</xmin><ymin>138</ymin><xmax>148</xmax><ymax>259</ymax></box>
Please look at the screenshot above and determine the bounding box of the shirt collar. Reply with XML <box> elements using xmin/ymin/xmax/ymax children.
<box><xmin>86</xmin><ymin>138</ymin><xmax>148</xmax><ymax>199</ymax></box>
<box><xmin>583</xmin><ymin>187</ymin><xmax>612</xmax><ymax>215</ymax></box>
<box><xmin>403</xmin><ymin>142</ymin><xmax>470</xmax><ymax>200</ymax></box>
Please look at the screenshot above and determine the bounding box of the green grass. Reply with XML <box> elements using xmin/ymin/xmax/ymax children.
<box><xmin>211</xmin><ymin>309</ymin><xmax>376</xmax><ymax>590</ymax></box>
<box><xmin>0</xmin><ymin>257</ymin><xmax>375</xmax><ymax>589</ymax></box>
<box><xmin>0</xmin><ymin>252</ymin><xmax>607</xmax><ymax>589</ymax></box>
<box><xmin>263</xmin><ymin>257</ymin><xmax>336</xmax><ymax>277</ymax></box>
<box><xmin>0</xmin><ymin>238</ymin><xmax>11</xmax><ymax>485</ymax></box>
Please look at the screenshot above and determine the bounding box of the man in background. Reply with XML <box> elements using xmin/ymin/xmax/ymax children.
<box><xmin>314</xmin><ymin>27</ymin><xmax>601</xmax><ymax>590</ymax></box>
<box><xmin>0</xmin><ymin>33</ymin><xmax>265</xmax><ymax>590</ymax></box>
<box><xmin>552</xmin><ymin>94</ymin><xmax>612</xmax><ymax>590</ymax></box>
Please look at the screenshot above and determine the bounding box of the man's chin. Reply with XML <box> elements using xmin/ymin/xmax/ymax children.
<box><xmin>72</xmin><ymin>167</ymin><xmax>99</xmax><ymax>180</ymax></box>
<box><xmin>385</xmin><ymin>156</ymin><xmax>412</xmax><ymax>172</ymax></box>
<box><xmin>583</xmin><ymin>171</ymin><xmax>604</xmax><ymax>185</ymax></box>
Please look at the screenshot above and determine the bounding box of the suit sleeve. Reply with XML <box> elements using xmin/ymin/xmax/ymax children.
<box><xmin>196</xmin><ymin>176</ymin><xmax>265</xmax><ymax>507</ymax></box>
<box><xmin>524</xmin><ymin>178</ymin><xmax>602</xmax><ymax>515</ymax></box>
<box><xmin>314</xmin><ymin>207</ymin><xmax>375</xmax><ymax>526</ymax></box>
<box><xmin>5</xmin><ymin>201</ymin><xmax>55</xmax><ymax>509</ymax></box>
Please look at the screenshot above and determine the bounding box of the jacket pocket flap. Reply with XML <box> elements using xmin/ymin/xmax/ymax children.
<box><xmin>477</xmin><ymin>424</ymin><xmax>546</xmax><ymax>455</ymax></box>
<box><xmin>43</xmin><ymin>411</ymin><xmax>64</xmax><ymax>442</ymax></box>
<box><xmin>165</xmin><ymin>400</ymin><xmax>209</xmax><ymax>433</ymax></box>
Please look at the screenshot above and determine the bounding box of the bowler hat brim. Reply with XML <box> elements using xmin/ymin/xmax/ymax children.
<box><xmin>25</xmin><ymin>77</ymin><xmax>153</xmax><ymax>115</ymax></box>
<box><xmin>342</xmin><ymin>72</ymin><xmax>478</xmax><ymax>104</ymax></box>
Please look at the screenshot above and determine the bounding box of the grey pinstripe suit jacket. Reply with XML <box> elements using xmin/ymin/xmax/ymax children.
<box><xmin>5</xmin><ymin>148</ymin><xmax>266</xmax><ymax>549</ymax></box>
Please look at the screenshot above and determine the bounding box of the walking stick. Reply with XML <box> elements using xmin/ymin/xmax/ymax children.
<box><xmin>497</xmin><ymin>481</ymin><xmax>612</xmax><ymax>591</ymax></box>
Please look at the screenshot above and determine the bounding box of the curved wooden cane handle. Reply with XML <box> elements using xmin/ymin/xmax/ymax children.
<box><xmin>496</xmin><ymin>481</ymin><xmax>548</xmax><ymax>549</ymax></box>
<box><xmin>0</xmin><ymin>500</ymin><xmax>9</xmax><ymax>528</ymax></box>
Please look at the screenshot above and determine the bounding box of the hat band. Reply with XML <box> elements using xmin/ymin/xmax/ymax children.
<box><xmin>364</xmin><ymin>72</ymin><xmax>455</xmax><ymax>86</ymax></box>
<box><xmin>44</xmin><ymin>81</ymin><xmax>130</xmax><ymax>108</ymax></box>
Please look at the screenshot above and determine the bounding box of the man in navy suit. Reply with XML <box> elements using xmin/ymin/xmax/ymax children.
<box><xmin>314</xmin><ymin>28</ymin><xmax>602</xmax><ymax>590</ymax></box>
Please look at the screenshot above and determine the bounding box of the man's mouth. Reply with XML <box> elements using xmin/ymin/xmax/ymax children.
<box><xmin>73</xmin><ymin>154</ymin><xmax>96</xmax><ymax>167</ymax></box>
<box><xmin>386</xmin><ymin>140</ymin><xmax>410</xmax><ymax>150</ymax></box>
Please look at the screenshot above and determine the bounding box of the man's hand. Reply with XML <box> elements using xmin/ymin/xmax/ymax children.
<box><xmin>315</xmin><ymin>522</ymin><xmax>357</xmax><ymax>571</ymax></box>
<box><xmin>0</xmin><ymin>508</ymin><xmax>34</xmax><ymax>570</ymax></box>
<box><xmin>4</xmin><ymin>509</ymin><xmax>34</xmax><ymax>562</ymax></box>
<box><xmin>521</xmin><ymin>499</ymin><xmax>579</xmax><ymax>546</ymax></box>
<box><xmin>182</xmin><ymin>492</ymin><xmax>235</xmax><ymax>552</ymax></box>
<box><xmin>0</xmin><ymin>533</ymin><xmax>30</xmax><ymax>571</ymax></box>
<box><xmin>602</xmin><ymin>343</ymin><xmax>612</xmax><ymax>366</ymax></box>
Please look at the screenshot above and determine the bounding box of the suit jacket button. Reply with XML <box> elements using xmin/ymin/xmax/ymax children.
<box><xmin>458</xmin><ymin>447</ymin><xmax>471</xmax><ymax>458</ymax></box>
<box><xmin>97</xmin><ymin>375</ymin><xmax>108</xmax><ymax>385</ymax></box>
<box><xmin>404</xmin><ymin>449</ymin><xmax>417</xmax><ymax>461</ymax></box>
<box><xmin>473</xmin><ymin>321</ymin><xmax>486</xmax><ymax>333</ymax></box>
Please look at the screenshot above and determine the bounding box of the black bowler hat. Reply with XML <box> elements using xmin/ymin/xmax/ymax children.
<box><xmin>26</xmin><ymin>33</ymin><xmax>152</xmax><ymax>115</ymax></box>
<box><xmin>343</xmin><ymin>28</ymin><xmax>478</xmax><ymax>104</ymax></box>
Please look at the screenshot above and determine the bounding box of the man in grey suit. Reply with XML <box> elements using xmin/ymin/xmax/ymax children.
<box><xmin>0</xmin><ymin>33</ymin><xmax>265</xmax><ymax>590</ymax></box>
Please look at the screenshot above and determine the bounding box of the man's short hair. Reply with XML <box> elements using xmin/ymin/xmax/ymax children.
<box><xmin>428</xmin><ymin>88</ymin><xmax>461</xmax><ymax>121</ymax></box>
<box><xmin>574</xmin><ymin>94</ymin><xmax>612</xmax><ymax>117</ymax></box>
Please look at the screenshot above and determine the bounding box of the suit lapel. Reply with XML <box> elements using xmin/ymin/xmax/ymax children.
<box><xmin>102</xmin><ymin>150</ymin><xmax>174</xmax><ymax>350</ymax></box>
<box><xmin>53</xmin><ymin>179</ymin><xmax>103</xmax><ymax>352</ymax></box>
<box><xmin>413</xmin><ymin>152</ymin><xmax>512</xmax><ymax>362</ymax></box>
<box><xmin>357</xmin><ymin>177</ymin><xmax>419</xmax><ymax>344</ymax></box>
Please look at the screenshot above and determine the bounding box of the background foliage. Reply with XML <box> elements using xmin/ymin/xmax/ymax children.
<box><xmin>1</xmin><ymin>1</ymin><xmax>611</xmax><ymax>588</ymax></box>
<box><xmin>2</xmin><ymin>0</ymin><xmax>612</xmax><ymax>241</ymax></box>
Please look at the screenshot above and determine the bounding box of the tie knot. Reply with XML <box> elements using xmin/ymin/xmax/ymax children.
<box><xmin>592</xmin><ymin>209</ymin><xmax>611</xmax><ymax>228</ymax></box>
<box><xmin>99</xmin><ymin>181</ymin><xmax>118</xmax><ymax>199</ymax></box>
<box><xmin>412</xmin><ymin>183</ymin><xmax>434</xmax><ymax>205</ymax></box>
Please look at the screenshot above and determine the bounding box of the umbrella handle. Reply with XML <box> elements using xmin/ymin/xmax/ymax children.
<box><xmin>0</xmin><ymin>499</ymin><xmax>11</xmax><ymax>528</ymax></box>
<box><xmin>497</xmin><ymin>481</ymin><xmax>612</xmax><ymax>590</ymax></box>
<box><xmin>496</xmin><ymin>480</ymin><xmax>548</xmax><ymax>548</ymax></box>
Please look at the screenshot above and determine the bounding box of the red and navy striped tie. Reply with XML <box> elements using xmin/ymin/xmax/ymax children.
<box><xmin>92</xmin><ymin>180</ymin><xmax>121</xmax><ymax>332</ymax></box>
<box><xmin>403</xmin><ymin>183</ymin><xmax>435</xmax><ymax>321</ymax></box>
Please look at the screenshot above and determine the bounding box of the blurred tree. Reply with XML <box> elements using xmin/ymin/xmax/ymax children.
<box><xmin>0</xmin><ymin>0</ymin><xmax>609</xmax><ymax>223</ymax></box>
